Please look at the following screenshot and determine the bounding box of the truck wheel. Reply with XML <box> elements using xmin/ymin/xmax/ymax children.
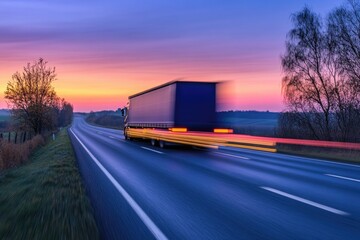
<box><xmin>124</xmin><ymin>133</ymin><xmax>131</xmax><ymax>140</ymax></box>
<box><xmin>151</xmin><ymin>139</ymin><xmax>157</xmax><ymax>146</ymax></box>
<box><xmin>124</xmin><ymin>129</ymin><xmax>128</xmax><ymax>140</ymax></box>
<box><xmin>159</xmin><ymin>140</ymin><xmax>166</xmax><ymax>148</ymax></box>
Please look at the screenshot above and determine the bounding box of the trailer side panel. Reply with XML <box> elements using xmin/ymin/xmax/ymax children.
<box><xmin>174</xmin><ymin>82</ymin><xmax>216</xmax><ymax>131</ymax></box>
<box><xmin>128</xmin><ymin>84</ymin><xmax>176</xmax><ymax>128</ymax></box>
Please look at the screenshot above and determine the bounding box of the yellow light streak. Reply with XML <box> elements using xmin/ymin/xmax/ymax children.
<box><xmin>169</xmin><ymin>128</ymin><xmax>188</xmax><ymax>132</ymax></box>
<box><xmin>214</xmin><ymin>128</ymin><xmax>234</xmax><ymax>134</ymax></box>
<box><xmin>127</xmin><ymin>128</ymin><xmax>277</xmax><ymax>152</ymax></box>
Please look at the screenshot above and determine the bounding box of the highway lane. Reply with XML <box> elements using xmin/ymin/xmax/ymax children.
<box><xmin>69</xmin><ymin>116</ymin><xmax>360</xmax><ymax>239</ymax></box>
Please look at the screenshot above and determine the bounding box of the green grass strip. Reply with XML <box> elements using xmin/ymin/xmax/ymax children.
<box><xmin>0</xmin><ymin>128</ymin><xmax>99</xmax><ymax>240</ymax></box>
<box><xmin>277</xmin><ymin>144</ymin><xmax>360</xmax><ymax>163</ymax></box>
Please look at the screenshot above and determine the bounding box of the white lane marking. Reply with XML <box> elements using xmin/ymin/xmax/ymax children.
<box><xmin>325</xmin><ymin>174</ymin><xmax>360</xmax><ymax>183</ymax></box>
<box><xmin>109</xmin><ymin>135</ymin><xmax>115</xmax><ymax>139</ymax></box>
<box><xmin>141</xmin><ymin>147</ymin><xmax>163</xmax><ymax>154</ymax></box>
<box><xmin>261</xmin><ymin>186</ymin><xmax>349</xmax><ymax>216</ymax></box>
<box><xmin>70</xmin><ymin>129</ymin><xmax>168</xmax><ymax>240</ymax></box>
<box><xmin>216</xmin><ymin>152</ymin><xmax>250</xmax><ymax>160</ymax></box>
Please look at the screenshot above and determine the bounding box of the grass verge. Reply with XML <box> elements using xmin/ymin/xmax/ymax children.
<box><xmin>277</xmin><ymin>144</ymin><xmax>360</xmax><ymax>163</ymax></box>
<box><xmin>0</xmin><ymin>128</ymin><xmax>99</xmax><ymax>239</ymax></box>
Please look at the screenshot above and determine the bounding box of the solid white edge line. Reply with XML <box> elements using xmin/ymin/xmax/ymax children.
<box><xmin>325</xmin><ymin>174</ymin><xmax>360</xmax><ymax>183</ymax></box>
<box><xmin>261</xmin><ymin>186</ymin><xmax>349</xmax><ymax>216</ymax></box>
<box><xmin>70</xmin><ymin>128</ymin><xmax>168</xmax><ymax>240</ymax></box>
<box><xmin>141</xmin><ymin>147</ymin><xmax>164</xmax><ymax>154</ymax></box>
<box><xmin>216</xmin><ymin>152</ymin><xmax>250</xmax><ymax>160</ymax></box>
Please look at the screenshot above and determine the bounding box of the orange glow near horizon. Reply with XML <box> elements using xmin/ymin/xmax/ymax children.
<box><xmin>0</xmin><ymin>61</ymin><xmax>284</xmax><ymax>112</ymax></box>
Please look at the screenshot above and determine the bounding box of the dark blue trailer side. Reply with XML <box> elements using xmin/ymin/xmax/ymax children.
<box><xmin>174</xmin><ymin>82</ymin><xmax>216</xmax><ymax>131</ymax></box>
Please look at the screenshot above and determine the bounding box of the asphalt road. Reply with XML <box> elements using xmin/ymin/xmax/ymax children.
<box><xmin>69</xmin><ymin>117</ymin><xmax>360</xmax><ymax>240</ymax></box>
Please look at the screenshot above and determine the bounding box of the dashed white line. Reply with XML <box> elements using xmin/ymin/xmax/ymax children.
<box><xmin>141</xmin><ymin>147</ymin><xmax>164</xmax><ymax>154</ymax></box>
<box><xmin>261</xmin><ymin>186</ymin><xmax>349</xmax><ymax>216</ymax></box>
<box><xmin>70</xmin><ymin>129</ymin><xmax>168</xmax><ymax>240</ymax></box>
<box><xmin>216</xmin><ymin>152</ymin><xmax>250</xmax><ymax>160</ymax></box>
<box><xmin>325</xmin><ymin>174</ymin><xmax>360</xmax><ymax>183</ymax></box>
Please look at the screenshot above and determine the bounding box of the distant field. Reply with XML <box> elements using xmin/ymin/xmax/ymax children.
<box><xmin>218</xmin><ymin>111</ymin><xmax>279</xmax><ymax>136</ymax></box>
<box><xmin>0</xmin><ymin>113</ymin><xmax>10</xmax><ymax>130</ymax></box>
<box><xmin>0</xmin><ymin>115</ymin><xmax>10</xmax><ymax>122</ymax></box>
<box><xmin>0</xmin><ymin>110</ymin><xmax>10</xmax><ymax>123</ymax></box>
<box><xmin>86</xmin><ymin>111</ymin><xmax>124</xmax><ymax>129</ymax></box>
<box><xmin>221</xmin><ymin>117</ymin><xmax>278</xmax><ymax>127</ymax></box>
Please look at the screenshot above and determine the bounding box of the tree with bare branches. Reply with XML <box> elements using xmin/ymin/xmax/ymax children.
<box><xmin>280</xmin><ymin>1</ymin><xmax>360</xmax><ymax>142</ymax></box>
<box><xmin>5</xmin><ymin>58</ymin><xmax>60</xmax><ymax>134</ymax></box>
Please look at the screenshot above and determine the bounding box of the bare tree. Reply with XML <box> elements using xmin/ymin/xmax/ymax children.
<box><xmin>328</xmin><ymin>0</ymin><xmax>360</xmax><ymax>92</ymax></box>
<box><xmin>280</xmin><ymin>2</ymin><xmax>360</xmax><ymax>142</ymax></box>
<box><xmin>282</xmin><ymin>7</ymin><xmax>334</xmax><ymax>140</ymax></box>
<box><xmin>5</xmin><ymin>58</ymin><xmax>60</xmax><ymax>134</ymax></box>
<box><xmin>327</xmin><ymin>0</ymin><xmax>360</xmax><ymax>141</ymax></box>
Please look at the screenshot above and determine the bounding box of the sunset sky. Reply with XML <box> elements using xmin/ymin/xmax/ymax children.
<box><xmin>0</xmin><ymin>0</ymin><xmax>344</xmax><ymax>112</ymax></box>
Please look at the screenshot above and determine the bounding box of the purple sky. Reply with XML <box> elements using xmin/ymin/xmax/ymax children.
<box><xmin>0</xmin><ymin>0</ymin><xmax>345</xmax><ymax>111</ymax></box>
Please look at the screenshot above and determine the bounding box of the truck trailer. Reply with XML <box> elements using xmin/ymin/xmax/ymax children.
<box><xmin>124</xmin><ymin>81</ymin><xmax>218</xmax><ymax>146</ymax></box>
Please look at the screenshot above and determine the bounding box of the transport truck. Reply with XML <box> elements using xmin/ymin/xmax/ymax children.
<box><xmin>124</xmin><ymin>81</ymin><xmax>220</xmax><ymax>147</ymax></box>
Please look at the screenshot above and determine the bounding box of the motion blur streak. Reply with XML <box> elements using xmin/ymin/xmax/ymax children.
<box><xmin>127</xmin><ymin>128</ymin><xmax>277</xmax><ymax>152</ymax></box>
<box><xmin>127</xmin><ymin>128</ymin><xmax>360</xmax><ymax>153</ymax></box>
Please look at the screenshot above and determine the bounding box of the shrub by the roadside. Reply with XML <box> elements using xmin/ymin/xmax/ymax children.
<box><xmin>0</xmin><ymin>135</ymin><xmax>44</xmax><ymax>170</ymax></box>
